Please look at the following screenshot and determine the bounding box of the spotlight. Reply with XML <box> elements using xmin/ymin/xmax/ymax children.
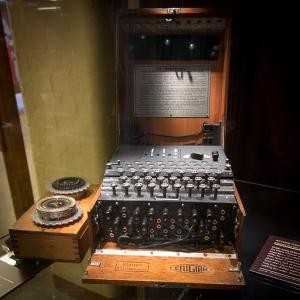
<box><xmin>164</xmin><ymin>39</ymin><xmax>171</xmax><ymax>46</ymax></box>
<box><xmin>189</xmin><ymin>43</ymin><xmax>195</xmax><ymax>51</ymax></box>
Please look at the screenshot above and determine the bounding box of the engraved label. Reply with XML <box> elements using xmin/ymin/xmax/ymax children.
<box><xmin>134</xmin><ymin>64</ymin><xmax>210</xmax><ymax>117</ymax></box>
<box><xmin>170</xmin><ymin>264</ymin><xmax>208</xmax><ymax>273</ymax></box>
<box><xmin>115</xmin><ymin>261</ymin><xmax>149</xmax><ymax>272</ymax></box>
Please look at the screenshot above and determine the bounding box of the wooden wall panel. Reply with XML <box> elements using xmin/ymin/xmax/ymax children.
<box><xmin>117</xmin><ymin>9</ymin><xmax>231</xmax><ymax>146</ymax></box>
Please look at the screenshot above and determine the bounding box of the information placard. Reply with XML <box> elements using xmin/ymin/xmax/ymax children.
<box><xmin>250</xmin><ymin>235</ymin><xmax>300</xmax><ymax>290</ymax></box>
<box><xmin>134</xmin><ymin>64</ymin><xmax>210</xmax><ymax>117</ymax></box>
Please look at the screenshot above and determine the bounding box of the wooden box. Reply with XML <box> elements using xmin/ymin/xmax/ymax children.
<box><xmin>83</xmin><ymin>7</ymin><xmax>246</xmax><ymax>289</ymax></box>
<box><xmin>9</xmin><ymin>185</ymin><xmax>100</xmax><ymax>262</ymax></box>
<box><xmin>83</xmin><ymin>184</ymin><xmax>245</xmax><ymax>289</ymax></box>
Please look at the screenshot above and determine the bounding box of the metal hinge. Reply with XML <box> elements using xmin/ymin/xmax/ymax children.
<box><xmin>167</xmin><ymin>8</ymin><xmax>181</xmax><ymax>15</ymax></box>
<box><xmin>228</xmin><ymin>261</ymin><xmax>241</xmax><ymax>272</ymax></box>
<box><xmin>88</xmin><ymin>259</ymin><xmax>101</xmax><ymax>267</ymax></box>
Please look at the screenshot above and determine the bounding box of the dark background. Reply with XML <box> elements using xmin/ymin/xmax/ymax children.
<box><xmin>123</xmin><ymin>0</ymin><xmax>300</xmax><ymax>192</ymax></box>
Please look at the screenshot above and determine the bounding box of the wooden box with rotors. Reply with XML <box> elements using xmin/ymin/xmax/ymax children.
<box><xmin>9</xmin><ymin>177</ymin><xmax>100</xmax><ymax>262</ymax></box>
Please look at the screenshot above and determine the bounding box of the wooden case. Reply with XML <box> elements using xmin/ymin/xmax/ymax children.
<box><xmin>83</xmin><ymin>185</ymin><xmax>245</xmax><ymax>289</ymax></box>
<box><xmin>9</xmin><ymin>185</ymin><xmax>100</xmax><ymax>262</ymax></box>
<box><xmin>83</xmin><ymin>8</ymin><xmax>246</xmax><ymax>289</ymax></box>
<box><xmin>116</xmin><ymin>8</ymin><xmax>231</xmax><ymax>146</ymax></box>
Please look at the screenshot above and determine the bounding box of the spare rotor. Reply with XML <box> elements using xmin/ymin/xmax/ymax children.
<box><xmin>47</xmin><ymin>177</ymin><xmax>90</xmax><ymax>199</ymax></box>
<box><xmin>32</xmin><ymin>195</ymin><xmax>83</xmax><ymax>227</ymax></box>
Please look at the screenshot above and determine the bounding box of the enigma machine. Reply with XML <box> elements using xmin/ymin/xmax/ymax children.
<box><xmin>83</xmin><ymin>8</ymin><xmax>246</xmax><ymax>289</ymax></box>
<box><xmin>95</xmin><ymin>145</ymin><xmax>236</xmax><ymax>248</ymax></box>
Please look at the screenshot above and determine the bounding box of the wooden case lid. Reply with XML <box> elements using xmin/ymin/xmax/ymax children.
<box><xmin>116</xmin><ymin>8</ymin><xmax>231</xmax><ymax>146</ymax></box>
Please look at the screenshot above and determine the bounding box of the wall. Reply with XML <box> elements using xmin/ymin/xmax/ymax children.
<box><xmin>7</xmin><ymin>0</ymin><xmax>117</xmax><ymax>196</ymax></box>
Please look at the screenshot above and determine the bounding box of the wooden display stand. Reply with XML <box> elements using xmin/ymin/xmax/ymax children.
<box><xmin>9</xmin><ymin>185</ymin><xmax>100</xmax><ymax>262</ymax></box>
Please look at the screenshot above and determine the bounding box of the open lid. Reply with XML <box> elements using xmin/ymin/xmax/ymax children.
<box><xmin>116</xmin><ymin>8</ymin><xmax>231</xmax><ymax>146</ymax></box>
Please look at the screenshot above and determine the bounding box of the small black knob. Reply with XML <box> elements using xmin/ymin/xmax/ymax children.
<box><xmin>195</xmin><ymin>177</ymin><xmax>202</xmax><ymax>190</ymax></box>
<box><xmin>110</xmin><ymin>182</ymin><xmax>117</xmax><ymax>196</ymax></box>
<box><xmin>208</xmin><ymin>176</ymin><xmax>216</xmax><ymax>190</ymax></box>
<box><xmin>206</xmin><ymin>209</ymin><xmax>212</xmax><ymax>219</ymax></box>
<box><xmin>144</xmin><ymin>175</ymin><xmax>152</xmax><ymax>186</ymax></box>
<box><xmin>157</xmin><ymin>175</ymin><xmax>165</xmax><ymax>188</ymax></box>
<box><xmin>213</xmin><ymin>183</ymin><xmax>220</xmax><ymax>199</ymax></box>
<box><xmin>219</xmin><ymin>230</ymin><xmax>225</xmax><ymax>245</ymax></box>
<box><xmin>216</xmin><ymin>169</ymin><xmax>223</xmax><ymax>183</ymax></box>
<box><xmin>182</xmin><ymin>176</ymin><xmax>190</xmax><ymax>188</ymax></box>
<box><xmin>199</xmin><ymin>218</ymin><xmax>204</xmax><ymax>228</ymax></box>
<box><xmin>165</xmin><ymin>169</ymin><xmax>173</xmax><ymax>178</ymax></box>
<box><xmin>148</xmin><ymin>182</ymin><xmax>156</xmax><ymax>197</ymax></box>
<box><xmin>163</xmin><ymin>207</ymin><xmax>169</xmax><ymax>217</ymax></box>
<box><xmin>153</xmin><ymin>169</ymin><xmax>161</xmax><ymax>177</ymax></box>
<box><xmin>177</xmin><ymin>169</ymin><xmax>185</xmax><ymax>178</ymax></box>
<box><xmin>169</xmin><ymin>176</ymin><xmax>177</xmax><ymax>187</ymax></box>
<box><xmin>203</xmin><ymin>169</ymin><xmax>211</xmax><ymax>180</ymax></box>
<box><xmin>129</xmin><ymin>168</ymin><xmax>136</xmax><ymax>176</ymax></box>
<box><xmin>177</xmin><ymin>208</ymin><xmax>183</xmax><ymax>218</ymax></box>
<box><xmin>135</xmin><ymin>182</ymin><xmax>143</xmax><ymax>197</ymax></box>
<box><xmin>134</xmin><ymin>206</ymin><xmax>141</xmax><ymax>216</ymax></box>
<box><xmin>200</xmin><ymin>183</ymin><xmax>207</xmax><ymax>198</ymax></box>
<box><xmin>132</xmin><ymin>175</ymin><xmax>140</xmax><ymax>184</ymax></box>
<box><xmin>117</xmin><ymin>167</ymin><xmax>124</xmax><ymax>175</ymax></box>
<box><xmin>161</xmin><ymin>182</ymin><xmax>169</xmax><ymax>198</ymax></box>
<box><xmin>174</xmin><ymin>183</ymin><xmax>181</xmax><ymax>198</ymax></box>
<box><xmin>141</xmin><ymin>217</ymin><xmax>148</xmax><ymax>234</ymax></box>
<box><xmin>119</xmin><ymin>175</ymin><xmax>128</xmax><ymax>183</ymax></box>
<box><xmin>142</xmin><ymin>168</ymin><xmax>149</xmax><ymax>177</ymax></box>
<box><xmin>105</xmin><ymin>205</ymin><xmax>113</xmax><ymax>216</ymax></box>
<box><xmin>212</xmin><ymin>151</ymin><xmax>219</xmax><ymax>162</ymax></box>
<box><xmin>192</xmin><ymin>208</ymin><xmax>198</xmax><ymax>218</ymax></box>
<box><xmin>191</xmin><ymin>169</ymin><xmax>198</xmax><ymax>180</ymax></box>
<box><xmin>191</xmin><ymin>153</ymin><xmax>203</xmax><ymax>160</ymax></box>
<box><xmin>148</xmin><ymin>207</ymin><xmax>154</xmax><ymax>217</ymax></box>
<box><xmin>142</xmin><ymin>217</ymin><xmax>148</xmax><ymax>226</ymax></box>
<box><xmin>127</xmin><ymin>217</ymin><xmax>134</xmax><ymax>235</ymax></box>
<box><xmin>113</xmin><ymin>216</ymin><xmax>120</xmax><ymax>230</ymax></box>
<box><xmin>122</xmin><ymin>182</ymin><xmax>130</xmax><ymax>196</ymax></box>
<box><xmin>186</xmin><ymin>183</ymin><xmax>194</xmax><ymax>198</ymax></box>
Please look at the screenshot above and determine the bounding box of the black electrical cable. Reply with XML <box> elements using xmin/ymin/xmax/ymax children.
<box><xmin>117</xmin><ymin>224</ymin><xmax>195</xmax><ymax>249</ymax></box>
<box><xmin>140</xmin><ymin>130</ymin><xmax>203</xmax><ymax>139</ymax></box>
<box><xmin>132</xmin><ymin>129</ymin><xmax>204</xmax><ymax>140</ymax></box>
<box><xmin>234</xmin><ymin>179</ymin><xmax>300</xmax><ymax>194</ymax></box>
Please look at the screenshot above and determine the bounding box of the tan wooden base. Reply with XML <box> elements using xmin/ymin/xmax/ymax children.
<box><xmin>9</xmin><ymin>185</ymin><xmax>100</xmax><ymax>262</ymax></box>
<box><xmin>83</xmin><ymin>245</ymin><xmax>245</xmax><ymax>289</ymax></box>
